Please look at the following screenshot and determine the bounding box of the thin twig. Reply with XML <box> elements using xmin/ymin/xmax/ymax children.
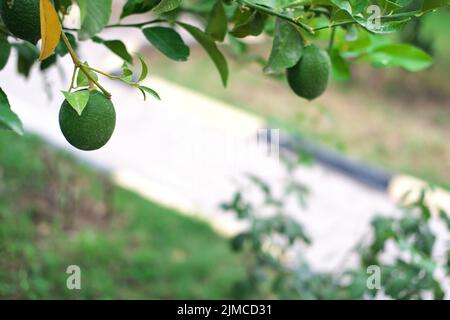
<box><xmin>236</xmin><ymin>0</ymin><xmax>314</xmax><ymax>34</ymax></box>
<box><xmin>105</xmin><ymin>18</ymin><xmax>165</xmax><ymax>29</ymax></box>
<box><xmin>85</xmin><ymin>65</ymin><xmax>121</xmax><ymax>80</ymax></box>
<box><xmin>328</xmin><ymin>27</ymin><xmax>336</xmax><ymax>52</ymax></box>
<box><xmin>60</xmin><ymin>32</ymin><xmax>111</xmax><ymax>98</ymax></box>
<box><xmin>69</xmin><ymin>65</ymin><xmax>78</xmax><ymax>91</ymax></box>
<box><xmin>313</xmin><ymin>20</ymin><xmax>354</xmax><ymax>32</ymax></box>
<box><xmin>313</xmin><ymin>10</ymin><xmax>419</xmax><ymax>32</ymax></box>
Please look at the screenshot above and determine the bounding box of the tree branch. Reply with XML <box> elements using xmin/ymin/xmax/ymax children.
<box><xmin>235</xmin><ymin>0</ymin><xmax>314</xmax><ymax>34</ymax></box>
<box><xmin>60</xmin><ymin>32</ymin><xmax>111</xmax><ymax>98</ymax></box>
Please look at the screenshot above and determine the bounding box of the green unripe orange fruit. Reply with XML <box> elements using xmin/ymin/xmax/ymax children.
<box><xmin>1</xmin><ymin>0</ymin><xmax>41</xmax><ymax>44</ymax></box>
<box><xmin>59</xmin><ymin>90</ymin><xmax>116</xmax><ymax>151</ymax></box>
<box><xmin>286</xmin><ymin>45</ymin><xmax>331</xmax><ymax>100</ymax></box>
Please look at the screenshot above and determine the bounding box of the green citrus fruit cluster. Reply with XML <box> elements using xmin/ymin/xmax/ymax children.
<box><xmin>59</xmin><ymin>90</ymin><xmax>116</xmax><ymax>151</ymax></box>
<box><xmin>287</xmin><ymin>45</ymin><xmax>331</xmax><ymax>100</ymax></box>
<box><xmin>1</xmin><ymin>0</ymin><xmax>41</xmax><ymax>44</ymax></box>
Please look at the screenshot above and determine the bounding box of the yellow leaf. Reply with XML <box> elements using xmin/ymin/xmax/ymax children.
<box><xmin>39</xmin><ymin>0</ymin><xmax>62</xmax><ymax>61</ymax></box>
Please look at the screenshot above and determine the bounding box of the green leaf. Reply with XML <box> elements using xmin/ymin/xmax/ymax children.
<box><xmin>227</xmin><ymin>35</ymin><xmax>247</xmax><ymax>55</ymax></box>
<box><xmin>331</xmin><ymin>0</ymin><xmax>353</xmax><ymax>14</ymax></box>
<box><xmin>206</xmin><ymin>0</ymin><xmax>228</xmax><ymax>42</ymax></box>
<box><xmin>0</xmin><ymin>36</ymin><xmax>11</xmax><ymax>71</ymax></box>
<box><xmin>92</xmin><ymin>37</ymin><xmax>133</xmax><ymax>63</ymax></box>
<box><xmin>0</xmin><ymin>88</ymin><xmax>24</xmax><ymax>135</ymax></box>
<box><xmin>263</xmin><ymin>18</ymin><xmax>303</xmax><ymax>74</ymax></box>
<box><xmin>62</xmin><ymin>90</ymin><xmax>90</xmax><ymax>115</ymax></box>
<box><xmin>55</xmin><ymin>0</ymin><xmax>73</xmax><ymax>13</ymax></box>
<box><xmin>178</xmin><ymin>22</ymin><xmax>229</xmax><ymax>86</ymax></box>
<box><xmin>78</xmin><ymin>0</ymin><xmax>112</xmax><ymax>40</ymax></box>
<box><xmin>349</xmin><ymin>0</ymin><xmax>369</xmax><ymax>13</ymax></box>
<box><xmin>55</xmin><ymin>32</ymin><xmax>77</xmax><ymax>57</ymax></box>
<box><xmin>40</xmin><ymin>54</ymin><xmax>57</xmax><ymax>70</ymax></box>
<box><xmin>121</xmin><ymin>62</ymin><xmax>134</xmax><ymax>82</ymax></box>
<box><xmin>230</xmin><ymin>11</ymin><xmax>267</xmax><ymax>38</ymax></box>
<box><xmin>230</xmin><ymin>233</ymin><xmax>247</xmax><ymax>252</ymax></box>
<box><xmin>377</xmin><ymin>0</ymin><xmax>403</xmax><ymax>12</ymax></box>
<box><xmin>330</xmin><ymin>49</ymin><xmax>351</xmax><ymax>81</ymax></box>
<box><xmin>345</xmin><ymin>24</ymin><xmax>358</xmax><ymax>42</ymax></box>
<box><xmin>138</xmin><ymin>85</ymin><xmax>161</xmax><ymax>101</ymax></box>
<box><xmin>365</xmin><ymin>43</ymin><xmax>433</xmax><ymax>71</ymax></box>
<box><xmin>153</xmin><ymin>0</ymin><xmax>181</xmax><ymax>14</ymax></box>
<box><xmin>439</xmin><ymin>210</ymin><xmax>450</xmax><ymax>230</ymax></box>
<box><xmin>14</xmin><ymin>43</ymin><xmax>39</xmax><ymax>78</ymax></box>
<box><xmin>433</xmin><ymin>280</ymin><xmax>445</xmax><ymax>300</ymax></box>
<box><xmin>331</xmin><ymin>8</ymin><xmax>353</xmax><ymax>24</ymax></box>
<box><xmin>422</xmin><ymin>0</ymin><xmax>450</xmax><ymax>12</ymax></box>
<box><xmin>355</xmin><ymin>16</ymin><xmax>411</xmax><ymax>34</ymax></box>
<box><xmin>120</xmin><ymin>0</ymin><xmax>161</xmax><ymax>18</ymax></box>
<box><xmin>142</xmin><ymin>27</ymin><xmax>190</xmax><ymax>61</ymax></box>
<box><xmin>135</xmin><ymin>52</ymin><xmax>149</xmax><ymax>82</ymax></box>
<box><xmin>77</xmin><ymin>64</ymin><xmax>99</xmax><ymax>87</ymax></box>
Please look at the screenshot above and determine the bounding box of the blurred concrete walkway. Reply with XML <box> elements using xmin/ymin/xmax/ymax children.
<box><xmin>0</xmin><ymin>26</ymin><xmax>402</xmax><ymax>272</ymax></box>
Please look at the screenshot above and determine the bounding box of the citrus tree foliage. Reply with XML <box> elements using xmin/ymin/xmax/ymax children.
<box><xmin>221</xmin><ymin>156</ymin><xmax>450</xmax><ymax>299</ymax></box>
<box><xmin>0</xmin><ymin>0</ymin><xmax>449</xmax><ymax>145</ymax></box>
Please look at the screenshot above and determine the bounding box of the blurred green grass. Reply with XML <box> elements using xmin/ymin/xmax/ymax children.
<box><xmin>0</xmin><ymin>133</ymin><xmax>246</xmax><ymax>299</ymax></box>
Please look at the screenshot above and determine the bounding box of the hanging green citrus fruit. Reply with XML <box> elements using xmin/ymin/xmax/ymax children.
<box><xmin>59</xmin><ymin>90</ymin><xmax>116</xmax><ymax>151</ymax></box>
<box><xmin>1</xmin><ymin>0</ymin><xmax>41</xmax><ymax>44</ymax></box>
<box><xmin>286</xmin><ymin>44</ymin><xmax>331</xmax><ymax>100</ymax></box>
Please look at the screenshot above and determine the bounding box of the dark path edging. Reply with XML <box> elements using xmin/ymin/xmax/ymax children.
<box><xmin>278</xmin><ymin>133</ymin><xmax>394</xmax><ymax>192</ymax></box>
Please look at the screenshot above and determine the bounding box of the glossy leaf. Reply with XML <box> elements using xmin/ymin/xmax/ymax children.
<box><xmin>206</xmin><ymin>0</ymin><xmax>228</xmax><ymax>42</ymax></box>
<box><xmin>135</xmin><ymin>52</ymin><xmax>149</xmax><ymax>82</ymax></box>
<box><xmin>138</xmin><ymin>85</ymin><xmax>161</xmax><ymax>101</ymax></box>
<box><xmin>93</xmin><ymin>37</ymin><xmax>133</xmax><ymax>63</ymax></box>
<box><xmin>62</xmin><ymin>90</ymin><xmax>90</xmax><ymax>115</ymax></box>
<box><xmin>142</xmin><ymin>27</ymin><xmax>189</xmax><ymax>61</ymax></box>
<box><xmin>330</xmin><ymin>49</ymin><xmax>351</xmax><ymax>81</ymax></box>
<box><xmin>365</xmin><ymin>43</ymin><xmax>433</xmax><ymax>71</ymax></box>
<box><xmin>0</xmin><ymin>36</ymin><xmax>11</xmax><ymax>71</ymax></box>
<box><xmin>0</xmin><ymin>88</ymin><xmax>24</xmax><ymax>135</ymax></box>
<box><xmin>422</xmin><ymin>0</ymin><xmax>450</xmax><ymax>12</ymax></box>
<box><xmin>120</xmin><ymin>62</ymin><xmax>134</xmax><ymax>82</ymax></box>
<box><xmin>121</xmin><ymin>0</ymin><xmax>161</xmax><ymax>18</ymax></box>
<box><xmin>331</xmin><ymin>0</ymin><xmax>353</xmax><ymax>13</ymax></box>
<box><xmin>78</xmin><ymin>0</ymin><xmax>112</xmax><ymax>40</ymax></box>
<box><xmin>264</xmin><ymin>18</ymin><xmax>303</xmax><ymax>74</ymax></box>
<box><xmin>355</xmin><ymin>16</ymin><xmax>412</xmax><ymax>34</ymax></box>
<box><xmin>153</xmin><ymin>0</ymin><xmax>181</xmax><ymax>14</ymax></box>
<box><xmin>178</xmin><ymin>22</ymin><xmax>229</xmax><ymax>86</ymax></box>
<box><xmin>55</xmin><ymin>32</ymin><xmax>77</xmax><ymax>57</ymax></box>
<box><xmin>230</xmin><ymin>11</ymin><xmax>267</xmax><ymax>38</ymax></box>
<box><xmin>15</xmin><ymin>43</ymin><xmax>39</xmax><ymax>78</ymax></box>
<box><xmin>77</xmin><ymin>65</ymin><xmax>99</xmax><ymax>87</ymax></box>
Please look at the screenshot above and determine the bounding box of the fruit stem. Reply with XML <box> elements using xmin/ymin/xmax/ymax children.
<box><xmin>105</xmin><ymin>19</ymin><xmax>166</xmax><ymax>29</ymax></box>
<box><xmin>80</xmin><ymin>65</ymin><xmax>112</xmax><ymax>99</ymax></box>
<box><xmin>328</xmin><ymin>27</ymin><xmax>336</xmax><ymax>52</ymax></box>
<box><xmin>294</xmin><ymin>26</ymin><xmax>310</xmax><ymax>46</ymax></box>
<box><xmin>85</xmin><ymin>66</ymin><xmax>122</xmax><ymax>81</ymax></box>
<box><xmin>313</xmin><ymin>21</ymin><xmax>354</xmax><ymax>32</ymax></box>
<box><xmin>60</xmin><ymin>31</ymin><xmax>80</xmax><ymax>66</ymax></box>
<box><xmin>60</xmin><ymin>32</ymin><xmax>112</xmax><ymax>99</ymax></box>
<box><xmin>69</xmin><ymin>65</ymin><xmax>78</xmax><ymax>91</ymax></box>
